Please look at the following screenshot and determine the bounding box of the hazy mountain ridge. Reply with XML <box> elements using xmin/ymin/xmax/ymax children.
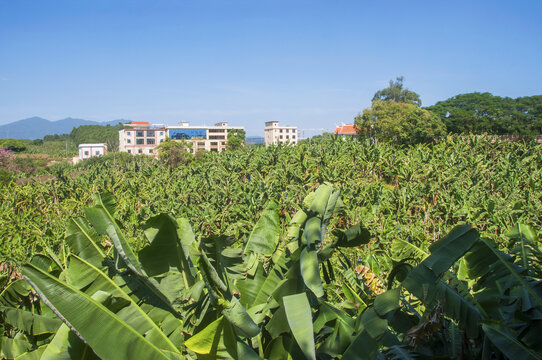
<box><xmin>0</xmin><ymin>117</ymin><xmax>131</xmax><ymax>139</ymax></box>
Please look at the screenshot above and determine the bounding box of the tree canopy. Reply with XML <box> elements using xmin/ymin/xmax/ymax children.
<box><xmin>226</xmin><ymin>128</ymin><xmax>246</xmax><ymax>150</ymax></box>
<box><xmin>34</xmin><ymin>123</ymin><xmax>124</xmax><ymax>157</ymax></box>
<box><xmin>372</xmin><ymin>76</ymin><xmax>422</xmax><ymax>107</ymax></box>
<box><xmin>155</xmin><ymin>138</ymin><xmax>193</xmax><ymax>167</ymax></box>
<box><xmin>355</xmin><ymin>100</ymin><xmax>445</xmax><ymax>145</ymax></box>
<box><xmin>0</xmin><ymin>139</ymin><xmax>27</xmax><ymax>152</ymax></box>
<box><xmin>426</xmin><ymin>92</ymin><xmax>542</xmax><ymax>135</ymax></box>
<box><xmin>69</xmin><ymin>123</ymin><xmax>123</xmax><ymax>149</ymax></box>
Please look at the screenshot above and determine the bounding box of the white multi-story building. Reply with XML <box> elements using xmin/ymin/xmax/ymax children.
<box><xmin>167</xmin><ymin>122</ymin><xmax>244</xmax><ymax>153</ymax></box>
<box><xmin>118</xmin><ymin>122</ymin><xmax>167</xmax><ymax>156</ymax></box>
<box><xmin>264</xmin><ymin>121</ymin><xmax>298</xmax><ymax>146</ymax></box>
<box><xmin>75</xmin><ymin>143</ymin><xmax>107</xmax><ymax>163</ymax></box>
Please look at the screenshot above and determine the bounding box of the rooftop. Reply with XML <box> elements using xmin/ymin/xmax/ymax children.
<box><xmin>79</xmin><ymin>143</ymin><xmax>107</xmax><ymax>147</ymax></box>
<box><xmin>334</xmin><ymin>124</ymin><xmax>357</xmax><ymax>135</ymax></box>
<box><xmin>123</xmin><ymin>122</ymin><xmax>166</xmax><ymax>129</ymax></box>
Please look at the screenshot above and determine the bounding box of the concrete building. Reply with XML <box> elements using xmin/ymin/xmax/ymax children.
<box><xmin>167</xmin><ymin>122</ymin><xmax>244</xmax><ymax>153</ymax></box>
<box><xmin>73</xmin><ymin>143</ymin><xmax>107</xmax><ymax>163</ymax></box>
<box><xmin>264</xmin><ymin>121</ymin><xmax>298</xmax><ymax>146</ymax></box>
<box><xmin>118</xmin><ymin>121</ymin><xmax>167</xmax><ymax>156</ymax></box>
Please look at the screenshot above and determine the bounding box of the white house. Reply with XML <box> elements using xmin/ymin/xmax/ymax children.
<box><xmin>74</xmin><ymin>143</ymin><xmax>107</xmax><ymax>163</ymax></box>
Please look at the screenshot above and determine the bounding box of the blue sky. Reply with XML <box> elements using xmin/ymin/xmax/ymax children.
<box><xmin>1</xmin><ymin>1</ymin><xmax>541</xmax><ymax>136</ymax></box>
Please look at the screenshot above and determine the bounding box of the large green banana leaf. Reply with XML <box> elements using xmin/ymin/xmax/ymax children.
<box><xmin>22</xmin><ymin>263</ymin><xmax>182</xmax><ymax>360</ymax></box>
<box><xmin>244</xmin><ymin>201</ymin><xmax>279</xmax><ymax>255</ymax></box>
<box><xmin>283</xmin><ymin>293</ymin><xmax>315</xmax><ymax>360</ymax></box>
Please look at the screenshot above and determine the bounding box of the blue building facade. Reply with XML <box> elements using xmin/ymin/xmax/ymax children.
<box><xmin>168</xmin><ymin>128</ymin><xmax>207</xmax><ymax>140</ymax></box>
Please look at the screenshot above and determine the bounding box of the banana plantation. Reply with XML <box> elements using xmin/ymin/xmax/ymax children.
<box><xmin>1</xmin><ymin>135</ymin><xmax>542</xmax><ymax>359</ymax></box>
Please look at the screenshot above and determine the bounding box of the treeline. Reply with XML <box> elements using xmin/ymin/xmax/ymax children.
<box><xmin>0</xmin><ymin>123</ymin><xmax>125</xmax><ymax>158</ymax></box>
<box><xmin>355</xmin><ymin>78</ymin><xmax>542</xmax><ymax>145</ymax></box>
<box><xmin>43</xmin><ymin>123</ymin><xmax>123</xmax><ymax>149</ymax></box>
<box><xmin>426</xmin><ymin>92</ymin><xmax>542</xmax><ymax>135</ymax></box>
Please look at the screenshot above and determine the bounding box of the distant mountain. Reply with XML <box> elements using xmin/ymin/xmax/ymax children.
<box><xmin>0</xmin><ymin>117</ymin><xmax>132</xmax><ymax>140</ymax></box>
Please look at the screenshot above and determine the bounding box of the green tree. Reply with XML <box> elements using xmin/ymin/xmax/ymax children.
<box><xmin>355</xmin><ymin>100</ymin><xmax>445</xmax><ymax>145</ymax></box>
<box><xmin>43</xmin><ymin>134</ymin><xmax>69</xmax><ymax>142</ymax></box>
<box><xmin>155</xmin><ymin>138</ymin><xmax>193</xmax><ymax>167</ymax></box>
<box><xmin>226</xmin><ymin>128</ymin><xmax>246</xmax><ymax>150</ymax></box>
<box><xmin>373</xmin><ymin>76</ymin><xmax>422</xmax><ymax>107</ymax></box>
<box><xmin>426</xmin><ymin>92</ymin><xmax>542</xmax><ymax>135</ymax></box>
<box><xmin>69</xmin><ymin>124</ymin><xmax>123</xmax><ymax>150</ymax></box>
<box><xmin>0</xmin><ymin>139</ymin><xmax>27</xmax><ymax>152</ymax></box>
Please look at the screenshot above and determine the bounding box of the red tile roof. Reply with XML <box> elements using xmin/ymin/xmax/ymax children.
<box><xmin>334</xmin><ymin>124</ymin><xmax>357</xmax><ymax>135</ymax></box>
<box><xmin>130</xmin><ymin>121</ymin><xmax>151</xmax><ymax>125</ymax></box>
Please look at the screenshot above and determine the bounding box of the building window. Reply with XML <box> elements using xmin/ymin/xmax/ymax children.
<box><xmin>136</xmin><ymin>139</ymin><xmax>144</xmax><ymax>145</ymax></box>
<box><xmin>209</xmin><ymin>135</ymin><xmax>225</xmax><ymax>140</ymax></box>
<box><xmin>279</xmin><ymin>129</ymin><xmax>283</xmax><ymax>133</ymax></box>
<box><xmin>280</xmin><ymin>135</ymin><xmax>283</xmax><ymax>139</ymax></box>
<box><xmin>127</xmin><ymin>139</ymin><xmax>131</xmax><ymax>144</ymax></box>
<box><xmin>138</xmin><ymin>149</ymin><xmax>142</xmax><ymax>154</ymax></box>
<box><xmin>160</xmin><ymin>139</ymin><xmax>163</xmax><ymax>143</ymax></box>
<box><xmin>292</xmin><ymin>135</ymin><xmax>296</xmax><ymax>139</ymax></box>
<box><xmin>197</xmin><ymin>142</ymin><xmax>205</xmax><ymax>146</ymax></box>
<box><xmin>149</xmin><ymin>149</ymin><xmax>153</xmax><ymax>154</ymax></box>
<box><xmin>136</xmin><ymin>131</ymin><xmax>144</xmax><ymax>137</ymax></box>
<box><xmin>127</xmin><ymin>131</ymin><xmax>131</xmax><ymax>135</ymax></box>
<box><xmin>127</xmin><ymin>150</ymin><xmax>131</xmax><ymax>153</ymax></box>
<box><xmin>147</xmin><ymin>138</ymin><xmax>155</xmax><ymax>145</ymax></box>
<box><xmin>286</xmin><ymin>129</ymin><xmax>289</xmax><ymax>133</ymax></box>
<box><xmin>147</xmin><ymin>131</ymin><xmax>155</xmax><ymax>137</ymax></box>
<box><xmin>160</xmin><ymin>131</ymin><xmax>164</xmax><ymax>136</ymax></box>
<box><xmin>95</xmin><ymin>151</ymin><xmax>101</xmax><ymax>155</ymax></box>
<box><xmin>209</xmin><ymin>129</ymin><xmax>225</xmax><ymax>133</ymax></box>
<box><xmin>211</xmin><ymin>142</ymin><xmax>218</xmax><ymax>146</ymax></box>
<box><xmin>168</xmin><ymin>128</ymin><xmax>207</xmax><ymax>140</ymax></box>
<box><xmin>84</xmin><ymin>151</ymin><xmax>89</xmax><ymax>156</ymax></box>
<box><xmin>286</xmin><ymin>135</ymin><xmax>289</xmax><ymax>139</ymax></box>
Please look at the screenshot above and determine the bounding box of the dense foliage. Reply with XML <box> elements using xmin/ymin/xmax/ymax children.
<box><xmin>372</xmin><ymin>77</ymin><xmax>422</xmax><ymax>107</ymax></box>
<box><xmin>69</xmin><ymin>123</ymin><xmax>123</xmax><ymax>149</ymax></box>
<box><xmin>11</xmin><ymin>123</ymin><xmax>123</xmax><ymax>159</ymax></box>
<box><xmin>2</xmin><ymin>185</ymin><xmax>541</xmax><ymax>359</ymax></box>
<box><xmin>1</xmin><ymin>136</ymin><xmax>541</xmax><ymax>359</ymax></box>
<box><xmin>156</xmin><ymin>139</ymin><xmax>194</xmax><ymax>167</ymax></box>
<box><xmin>0</xmin><ymin>123</ymin><xmax>125</xmax><ymax>182</ymax></box>
<box><xmin>0</xmin><ymin>139</ymin><xmax>27</xmax><ymax>152</ymax></box>
<box><xmin>426</xmin><ymin>92</ymin><xmax>542</xmax><ymax>135</ymax></box>
<box><xmin>354</xmin><ymin>101</ymin><xmax>446</xmax><ymax>145</ymax></box>
<box><xmin>22</xmin><ymin>139</ymin><xmax>77</xmax><ymax>158</ymax></box>
<box><xmin>227</xmin><ymin>129</ymin><xmax>246</xmax><ymax>150</ymax></box>
<box><xmin>356</xmin><ymin>77</ymin><xmax>444</xmax><ymax>144</ymax></box>
<box><xmin>0</xmin><ymin>147</ymin><xmax>54</xmax><ymax>180</ymax></box>
<box><xmin>361</xmin><ymin>79</ymin><xmax>542</xmax><ymax>139</ymax></box>
<box><xmin>0</xmin><ymin>135</ymin><xmax>540</xmax><ymax>262</ymax></box>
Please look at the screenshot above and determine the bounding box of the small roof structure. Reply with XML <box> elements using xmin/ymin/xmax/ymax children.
<box><xmin>78</xmin><ymin>143</ymin><xmax>107</xmax><ymax>148</ymax></box>
<box><xmin>130</xmin><ymin>121</ymin><xmax>151</xmax><ymax>125</ymax></box>
<box><xmin>334</xmin><ymin>124</ymin><xmax>357</xmax><ymax>135</ymax></box>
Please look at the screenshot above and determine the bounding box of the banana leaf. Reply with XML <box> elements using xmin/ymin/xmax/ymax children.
<box><xmin>22</xmin><ymin>263</ymin><xmax>181</xmax><ymax>360</ymax></box>
<box><xmin>283</xmin><ymin>293</ymin><xmax>315</xmax><ymax>360</ymax></box>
